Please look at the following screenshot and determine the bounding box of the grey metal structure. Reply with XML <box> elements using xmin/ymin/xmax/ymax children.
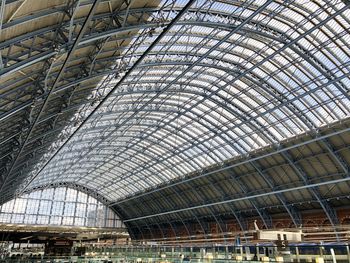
<box><xmin>0</xmin><ymin>0</ymin><xmax>350</xmax><ymax>241</ymax></box>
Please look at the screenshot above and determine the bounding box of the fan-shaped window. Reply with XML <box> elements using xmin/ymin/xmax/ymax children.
<box><xmin>0</xmin><ymin>187</ymin><xmax>124</xmax><ymax>228</ymax></box>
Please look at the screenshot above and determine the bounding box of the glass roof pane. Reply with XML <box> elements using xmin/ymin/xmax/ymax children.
<box><xmin>13</xmin><ymin>0</ymin><xmax>348</xmax><ymax>203</ymax></box>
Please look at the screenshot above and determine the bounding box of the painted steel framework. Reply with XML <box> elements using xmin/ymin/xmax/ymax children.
<box><xmin>0</xmin><ymin>0</ymin><xmax>350</xmax><ymax>241</ymax></box>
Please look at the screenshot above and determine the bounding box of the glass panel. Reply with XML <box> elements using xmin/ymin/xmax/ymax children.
<box><xmin>7</xmin><ymin>0</ymin><xmax>349</xmax><ymax>209</ymax></box>
<box><xmin>0</xmin><ymin>187</ymin><xmax>122</xmax><ymax>228</ymax></box>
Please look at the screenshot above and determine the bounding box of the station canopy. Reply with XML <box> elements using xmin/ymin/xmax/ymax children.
<box><xmin>0</xmin><ymin>0</ymin><xmax>350</xmax><ymax>237</ymax></box>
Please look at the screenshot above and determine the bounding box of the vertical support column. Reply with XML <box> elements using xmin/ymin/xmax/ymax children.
<box><xmin>61</xmin><ymin>187</ymin><xmax>68</xmax><ymax>225</ymax></box>
<box><xmin>48</xmin><ymin>188</ymin><xmax>56</xmax><ymax>225</ymax></box>
<box><xmin>94</xmin><ymin>198</ymin><xmax>98</xmax><ymax>227</ymax></box>
<box><xmin>23</xmin><ymin>193</ymin><xmax>29</xmax><ymax>224</ymax></box>
<box><xmin>84</xmin><ymin>194</ymin><xmax>88</xmax><ymax>227</ymax></box>
<box><xmin>68</xmin><ymin>0</ymin><xmax>81</xmax><ymax>42</ymax></box>
<box><xmin>73</xmin><ymin>187</ymin><xmax>79</xmax><ymax>226</ymax></box>
<box><xmin>104</xmin><ymin>202</ymin><xmax>108</xmax><ymax>227</ymax></box>
<box><xmin>319</xmin><ymin>243</ymin><xmax>324</xmax><ymax>257</ymax></box>
<box><xmin>34</xmin><ymin>189</ymin><xmax>43</xmax><ymax>225</ymax></box>
<box><xmin>8</xmin><ymin>195</ymin><xmax>15</xmax><ymax>223</ymax></box>
<box><xmin>282</xmin><ymin>151</ymin><xmax>340</xmax><ymax>240</ymax></box>
<box><xmin>296</xmin><ymin>246</ymin><xmax>300</xmax><ymax>263</ymax></box>
<box><xmin>330</xmin><ymin>248</ymin><xmax>337</xmax><ymax>263</ymax></box>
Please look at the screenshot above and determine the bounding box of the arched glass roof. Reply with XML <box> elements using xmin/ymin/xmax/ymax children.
<box><xmin>4</xmin><ymin>0</ymin><xmax>350</xmax><ymax>202</ymax></box>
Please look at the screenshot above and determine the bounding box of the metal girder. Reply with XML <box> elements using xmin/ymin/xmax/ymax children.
<box><xmin>2</xmin><ymin>23</ymin><xmax>348</xmax><ymax>157</ymax></box>
<box><xmin>183</xmin><ymin>179</ymin><xmax>227</xmax><ymax>239</ymax></box>
<box><xmin>152</xmin><ymin>186</ymin><xmax>211</xmax><ymax>240</ymax></box>
<box><xmin>22</xmin><ymin>0</ymin><xmax>284</xmax><ymax>194</ymax></box>
<box><xmin>1</xmin><ymin>49</ymin><xmax>321</xmax><ymax>131</ymax></box>
<box><xmin>2</xmin><ymin>51</ymin><xmax>349</xmax><ymax>133</ymax></box>
<box><xmin>112</xmin><ymin>142</ymin><xmax>348</xmax><ymax>231</ymax></box>
<box><xmin>5</xmin><ymin>1</ymin><xmax>148</xmax><ymax>184</ymax></box>
<box><xmin>15</xmin><ymin>42</ymin><xmax>350</xmax><ymax>198</ymax></box>
<box><xmin>44</xmin><ymin>76</ymin><xmax>275</xmax><ymax>189</ymax></box>
<box><xmin>1</xmin><ymin>53</ymin><xmax>348</xmax><ymax>172</ymax></box>
<box><xmin>112</xmin><ymin>125</ymin><xmax>350</xmax><ymax>206</ymax></box>
<box><xmin>1</xmin><ymin>2</ymin><xmax>348</xmax><ymax>104</ymax></box>
<box><xmin>123</xmin><ymin>175</ymin><xmax>350</xmax><ymax>223</ymax></box>
<box><xmin>1</xmin><ymin>0</ymin><xmax>346</xmax><ymax>85</ymax></box>
<box><xmin>0</xmin><ymin>3</ymin><xmax>285</xmax><ymax>49</ymax></box>
<box><xmin>0</xmin><ymin>21</ymin><xmax>288</xmax><ymax>101</ymax></box>
<box><xmin>117</xmin><ymin>173</ymin><xmax>230</xmax><ymax>238</ymax></box>
<box><xmin>1</xmin><ymin>3</ymin><xmax>298</xmax><ymax>126</ymax></box>
<box><xmin>250</xmin><ymin>161</ymin><xmax>302</xmax><ymax>227</ymax></box>
<box><xmin>281</xmin><ymin>150</ymin><xmax>340</xmax><ymax>240</ymax></box>
<box><xmin>223</xmin><ymin>171</ymin><xmax>273</xmax><ymax>229</ymax></box>
<box><xmin>203</xmin><ymin>175</ymin><xmax>249</xmax><ymax>233</ymax></box>
<box><xmin>15</xmin><ymin>0</ymin><xmax>199</xmax><ymax>195</ymax></box>
<box><xmin>322</xmin><ymin>138</ymin><xmax>349</xmax><ymax>174</ymax></box>
<box><xmin>0</xmin><ymin>0</ymin><xmax>84</xmax><ymax>186</ymax></box>
<box><xmin>0</xmin><ymin>0</ymin><xmax>101</xmax><ymax>192</ymax></box>
<box><xmin>0</xmin><ymin>7</ymin><xmax>290</xmax><ymax>106</ymax></box>
<box><xmin>0</xmin><ymin>1</ymin><xmax>349</xmax><ymax>239</ymax></box>
<box><xmin>26</xmin><ymin>102</ymin><xmax>262</xmax><ymax>196</ymax></box>
<box><xmin>120</xmin><ymin>188</ymin><xmax>199</xmax><ymax>240</ymax></box>
<box><xmin>24</xmin><ymin>181</ymin><xmax>111</xmax><ymax>205</ymax></box>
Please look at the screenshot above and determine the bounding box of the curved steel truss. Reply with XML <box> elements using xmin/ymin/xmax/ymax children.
<box><xmin>0</xmin><ymin>0</ymin><xmax>350</xmax><ymax>240</ymax></box>
<box><xmin>115</xmin><ymin>123</ymin><xmax>350</xmax><ymax>240</ymax></box>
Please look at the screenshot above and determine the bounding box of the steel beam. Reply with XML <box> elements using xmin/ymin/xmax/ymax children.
<box><xmin>112</xmin><ymin>125</ymin><xmax>350</xmax><ymax>205</ymax></box>
<box><xmin>281</xmin><ymin>150</ymin><xmax>340</xmax><ymax>240</ymax></box>
<box><xmin>250</xmin><ymin>161</ymin><xmax>302</xmax><ymax>227</ymax></box>
<box><xmin>123</xmin><ymin>175</ymin><xmax>350</xmax><ymax>222</ymax></box>
<box><xmin>16</xmin><ymin>0</ymin><xmax>198</xmax><ymax>194</ymax></box>
<box><xmin>0</xmin><ymin>0</ymin><xmax>101</xmax><ymax>191</ymax></box>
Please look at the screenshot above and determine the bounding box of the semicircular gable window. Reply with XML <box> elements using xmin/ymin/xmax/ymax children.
<box><xmin>0</xmin><ymin>187</ymin><xmax>125</xmax><ymax>228</ymax></box>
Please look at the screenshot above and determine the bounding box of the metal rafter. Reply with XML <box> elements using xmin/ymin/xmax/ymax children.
<box><xmin>21</xmin><ymin>0</ymin><xmax>348</xmax><ymax>204</ymax></box>
<box><xmin>123</xmin><ymin>175</ymin><xmax>350</xmax><ymax>223</ymax></box>
<box><xmin>0</xmin><ymin>0</ymin><xmax>101</xmax><ymax>192</ymax></box>
<box><xmin>15</xmin><ymin>0</ymin><xmax>198</xmax><ymax>196</ymax></box>
<box><xmin>0</xmin><ymin>0</ymin><xmax>350</xmax><ymax>240</ymax></box>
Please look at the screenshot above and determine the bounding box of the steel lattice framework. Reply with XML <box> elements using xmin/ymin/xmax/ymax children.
<box><xmin>0</xmin><ymin>0</ymin><xmax>350</xmax><ymax>241</ymax></box>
